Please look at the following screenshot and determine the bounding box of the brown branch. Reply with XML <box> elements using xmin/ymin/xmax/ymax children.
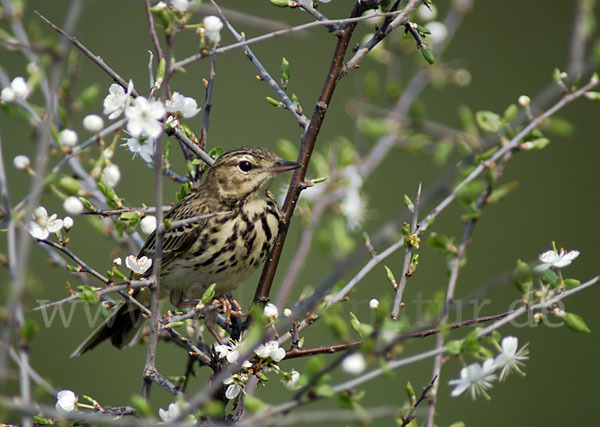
<box><xmin>285</xmin><ymin>309</ymin><xmax>516</xmax><ymax>360</ymax></box>
<box><xmin>400</xmin><ymin>376</ymin><xmax>437</xmax><ymax>427</ymax></box>
<box><xmin>145</xmin><ymin>0</ymin><xmax>164</xmax><ymax>62</ymax></box>
<box><xmin>254</xmin><ymin>1</ymin><xmax>368</xmax><ymax>304</ymax></box>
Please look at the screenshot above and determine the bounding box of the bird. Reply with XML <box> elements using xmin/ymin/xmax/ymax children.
<box><xmin>71</xmin><ymin>146</ymin><xmax>300</xmax><ymax>356</ymax></box>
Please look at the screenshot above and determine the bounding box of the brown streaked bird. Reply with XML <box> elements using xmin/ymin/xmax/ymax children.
<box><xmin>71</xmin><ymin>147</ymin><xmax>300</xmax><ymax>356</ymax></box>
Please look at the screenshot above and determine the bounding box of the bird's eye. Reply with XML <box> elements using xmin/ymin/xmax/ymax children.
<box><xmin>238</xmin><ymin>160</ymin><xmax>252</xmax><ymax>172</ymax></box>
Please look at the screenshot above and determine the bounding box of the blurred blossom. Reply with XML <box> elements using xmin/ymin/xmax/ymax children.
<box><xmin>125</xmin><ymin>96</ymin><xmax>166</xmax><ymax>139</ymax></box>
<box><xmin>165</xmin><ymin>92</ymin><xmax>201</xmax><ymax>118</ymax></box>
<box><xmin>342</xmin><ymin>353</ymin><xmax>366</xmax><ymax>374</ymax></box>
<box><xmin>362</xmin><ymin>9</ymin><xmax>383</xmax><ymax>26</ymax></box>
<box><xmin>140</xmin><ymin>215</ymin><xmax>157</xmax><ymax>234</ymax></box>
<box><xmin>10</xmin><ymin>77</ymin><xmax>30</xmax><ymax>99</ymax></box>
<box><xmin>203</xmin><ymin>16</ymin><xmax>224</xmax><ymax>44</ymax></box>
<box><xmin>417</xmin><ymin>3</ymin><xmax>437</xmax><ymax>21</ymax></box>
<box><xmin>170</xmin><ymin>0</ymin><xmax>190</xmax><ymax>12</ymax></box>
<box><xmin>426</xmin><ymin>21</ymin><xmax>448</xmax><ymax>44</ymax></box>
<box><xmin>102</xmin><ymin>164</ymin><xmax>121</xmax><ymax>187</ymax></box>
<box><xmin>83</xmin><ymin>114</ymin><xmax>104</xmax><ymax>132</ymax></box>
<box><xmin>124</xmin><ymin>136</ymin><xmax>154</xmax><ymax>163</ymax></box>
<box><xmin>263</xmin><ymin>302</ymin><xmax>279</xmax><ymax>318</ymax></box>
<box><xmin>55</xmin><ymin>390</ymin><xmax>77</xmax><ymax>413</ymax></box>
<box><xmin>282</xmin><ymin>370</ymin><xmax>300</xmax><ymax>390</ymax></box>
<box><xmin>59</xmin><ymin>129</ymin><xmax>78</xmax><ymax>148</ymax></box>
<box><xmin>13</xmin><ymin>155</ymin><xmax>30</xmax><ymax>170</ymax></box>
<box><xmin>255</xmin><ymin>341</ymin><xmax>286</xmax><ymax>362</ymax></box>
<box><xmin>103</xmin><ymin>81</ymin><xmax>133</xmax><ymax>119</ymax></box>
<box><xmin>340</xmin><ymin>189</ymin><xmax>367</xmax><ymax>231</ymax></box>
<box><xmin>449</xmin><ymin>359</ymin><xmax>497</xmax><ymax>399</ymax></box>
<box><xmin>63</xmin><ymin>196</ymin><xmax>84</xmax><ymax>215</ymax></box>
<box><xmin>369</xmin><ymin>298</ymin><xmax>379</xmax><ymax>310</ymax></box>
<box><xmin>159</xmin><ymin>402</ymin><xmax>180</xmax><ymax>422</ymax></box>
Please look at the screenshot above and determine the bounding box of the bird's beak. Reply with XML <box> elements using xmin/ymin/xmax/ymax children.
<box><xmin>271</xmin><ymin>159</ymin><xmax>301</xmax><ymax>174</ymax></box>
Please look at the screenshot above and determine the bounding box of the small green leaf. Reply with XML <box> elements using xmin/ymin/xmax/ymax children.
<box><xmin>487</xmin><ymin>181</ymin><xmax>519</xmax><ymax>204</ymax></box>
<box><xmin>58</xmin><ymin>176</ymin><xmax>84</xmax><ymax>195</ymax></box>
<box><xmin>244</xmin><ymin>395</ymin><xmax>268</xmax><ymax>414</ymax></box>
<box><xmin>406</xmin><ymin>381</ymin><xmax>416</xmax><ymax>402</ymax></box>
<box><xmin>539</xmin><ymin>268</ymin><xmax>560</xmax><ymax>287</ymax></box>
<box><xmin>421</xmin><ymin>47</ymin><xmax>435</xmax><ymax>64</ymax></box>
<box><xmin>77</xmin><ymin>285</ymin><xmax>99</xmax><ymax>306</ymax></box>
<box><xmin>130</xmin><ymin>394</ymin><xmax>152</xmax><ymax>418</ymax></box>
<box><xmin>21</xmin><ymin>318</ymin><xmax>39</xmax><ymax>341</ymax></box>
<box><xmin>33</xmin><ymin>416</ymin><xmax>53</xmax><ymax>424</ymax></box>
<box><xmin>446</xmin><ymin>340</ymin><xmax>462</xmax><ymax>355</ymax></box>
<box><xmin>563</xmin><ymin>312</ymin><xmax>591</xmax><ymax>333</ymax></box>
<box><xmin>521</xmin><ymin>137</ymin><xmax>550</xmax><ymax>150</ymax></box>
<box><xmin>208</xmin><ymin>146</ymin><xmax>224</xmax><ymax>160</ymax></box>
<box><xmin>563</xmin><ymin>278</ymin><xmax>580</xmax><ymax>290</ymax></box>
<box><xmin>280</xmin><ymin>57</ymin><xmax>290</xmax><ymax>84</ymax></box>
<box><xmin>475</xmin><ymin>110</ymin><xmax>502</xmax><ymax>133</ymax></box>
<box><xmin>265</xmin><ymin>96</ymin><xmax>282</xmax><ymax>107</ymax></box>
<box><xmin>157</xmin><ymin>57</ymin><xmax>166</xmax><ymax>81</ymax></box>
<box><xmin>305</xmin><ymin>355</ymin><xmax>325</xmax><ymax>379</ymax></box>
<box><xmin>513</xmin><ymin>259</ymin><xmax>532</xmax><ymax>293</ymax></box>
<box><xmin>201</xmin><ymin>283</ymin><xmax>216</xmax><ymax>304</ymax></box>
<box><xmin>270</xmin><ymin>0</ymin><xmax>290</xmax><ymax>6</ymax></box>
<box><xmin>403</xmin><ymin>194</ymin><xmax>414</xmax><ymax>210</ymax></box>
<box><xmin>314</xmin><ymin>383</ymin><xmax>335</xmax><ymax>397</ymax></box>
<box><xmin>503</xmin><ymin>103</ymin><xmax>519</xmax><ymax>122</ymax></box>
<box><xmin>349</xmin><ymin>312</ymin><xmax>374</xmax><ymax>338</ymax></box>
<box><xmin>324</xmin><ymin>312</ymin><xmax>351</xmax><ymax>342</ymax></box>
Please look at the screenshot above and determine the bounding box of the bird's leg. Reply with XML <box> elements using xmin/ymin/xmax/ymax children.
<box><xmin>204</xmin><ymin>303</ymin><xmax>224</xmax><ymax>345</ymax></box>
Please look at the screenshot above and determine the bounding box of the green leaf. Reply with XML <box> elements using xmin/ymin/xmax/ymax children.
<box><xmin>201</xmin><ymin>283</ymin><xmax>216</xmax><ymax>304</ymax></box>
<box><xmin>176</xmin><ymin>183</ymin><xmax>190</xmax><ymax>201</ymax></box>
<box><xmin>521</xmin><ymin>137</ymin><xmax>550</xmax><ymax>151</ymax></box>
<box><xmin>265</xmin><ymin>96</ymin><xmax>282</xmax><ymax>107</ymax></box>
<box><xmin>208</xmin><ymin>146</ymin><xmax>224</xmax><ymax>160</ymax></box>
<box><xmin>487</xmin><ymin>181</ymin><xmax>519</xmax><ymax>204</ymax></box>
<box><xmin>21</xmin><ymin>318</ymin><xmax>39</xmax><ymax>342</ymax></box>
<box><xmin>428</xmin><ymin>232</ymin><xmax>456</xmax><ymax>255</ymax></box>
<box><xmin>475</xmin><ymin>145</ymin><xmax>500</xmax><ymax>163</ymax></box>
<box><xmin>270</xmin><ymin>0</ymin><xmax>290</xmax><ymax>6</ymax></box>
<box><xmin>33</xmin><ymin>416</ymin><xmax>53</xmax><ymax>424</ymax></box>
<box><xmin>446</xmin><ymin>339</ymin><xmax>462</xmax><ymax>355</ymax></box>
<box><xmin>280</xmin><ymin>57</ymin><xmax>290</xmax><ymax>83</ymax></box>
<box><xmin>130</xmin><ymin>394</ymin><xmax>152</xmax><ymax>418</ymax></box>
<box><xmin>314</xmin><ymin>383</ymin><xmax>335</xmax><ymax>397</ymax></box>
<box><xmin>421</xmin><ymin>47</ymin><xmax>435</xmax><ymax>64</ymax></box>
<box><xmin>403</xmin><ymin>194</ymin><xmax>414</xmax><ymax>210</ymax></box>
<box><xmin>76</xmin><ymin>84</ymin><xmax>101</xmax><ymax>108</ymax></box>
<box><xmin>503</xmin><ymin>103</ymin><xmax>519</xmax><ymax>122</ymax></box>
<box><xmin>563</xmin><ymin>278</ymin><xmax>580</xmax><ymax>290</ymax></box>
<box><xmin>276</xmin><ymin>138</ymin><xmax>298</xmax><ymax>162</ymax></box>
<box><xmin>77</xmin><ymin>285</ymin><xmax>99</xmax><ymax>305</ymax></box>
<box><xmin>539</xmin><ymin>268</ymin><xmax>560</xmax><ymax>287</ymax></box>
<box><xmin>349</xmin><ymin>312</ymin><xmax>374</xmax><ymax>338</ymax></box>
<box><xmin>323</xmin><ymin>312</ymin><xmax>351</xmax><ymax>342</ymax></box>
<box><xmin>513</xmin><ymin>259</ymin><xmax>532</xmax><ymax>293</ymax></box>
<box><xmin>563</xmin><ymin>312</ymin><xmax>591</xmax><ymax>333</ymax></box>
<box><xmin>97</xmin><ymin>174</ymin><xmax>121</xmax><ymax>209</ymax></box>
<box><xmin>244</xmin><ymin>395</ymin><xmax>268</xmax><ymax>414</ymax></box>
<box><xmin>475</xmin><ymin>110</ymin><xmax>502</xmax><ymax>133</ymax></box>
<box><xmin>305</xmin><ymin>355</ymin><xmax>325</xmax><ymax>379</ymax></box>
<box><xmin>361</xmin><ymin>118</ymin><xmax>390</xmax><ymax>138</ymax></box>
<box><xmin>58</xmin><ymin>176</ymin><xmax>84</xmax><ymax>195</ymax></box>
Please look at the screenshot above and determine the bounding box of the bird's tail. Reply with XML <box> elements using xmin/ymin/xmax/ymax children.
<box><xmin>70</xmin><ymin>301</ymin><xmax>146</xmax><ymax>357</ymax></box>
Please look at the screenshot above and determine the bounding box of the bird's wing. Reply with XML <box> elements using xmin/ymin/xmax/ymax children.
<box><xmin>137</xmin><ymin>192</ymin><xmax>211</xmax><ymax>273</ymax></box>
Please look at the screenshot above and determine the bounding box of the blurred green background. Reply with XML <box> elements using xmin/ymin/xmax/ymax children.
<box><xmin>1</xmin><ymin>0</ymin><xmax>600</xmax><ymax>425</ymax></box>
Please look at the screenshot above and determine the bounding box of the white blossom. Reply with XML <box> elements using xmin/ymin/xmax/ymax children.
<box><xmin>170</xmin><ymin>0</ymin><xmax>191</xmax><ymax>12</ymax></box>
<box><xmin>283</xmin><ymin>308</ymin><xmax>293</xmax><ymax>318</ymax></box>
<box><xmin>59</xmin><ymin>129</ymin><xmax>78</xmax><ymax>148</ymax></box>
<box><xmin>449</xmin><ymin>359</ymin><xmax>497</xmax><ymax>399</ymax></box>
<box><xmin>282</xmin><ymin>370</ymin><xmax>300</xmax><ymax>390</ymax></box>
<box><xmin>518</xmin><ymin>95</ymin><xmax>531</xmax><ymax>108</ymax></box>
<box><xmin>536</xmin><ymin>248</ymin><xmax>580</xmax><ymax>271</ymax></box>
<box><xmin>158</xmin><ymin>402</ymin><xmax>180</xmax><ymax>422</ymax></box>
<box><xmin>369</xmin><ymin>298</ymin><xmax>379</xmax><ymax>310</ymax></box>
<box><xmin>63</xmin><ymin>216</ymin><xmax>74</xmax><ymax>230</ymax></box>
<box><xmin>255</xmin><ymin>340</ymin><xmax>285</xmax><ymax>362</ymax></box>
<box><xmin>102</xmin><ymin>164</ymin><xmax>121</xmax><ymax>187</ymax></box>
<box><xmin>83</xmin><ymin>114</ymin><xmax>104</xmax><ymax>132</ymax></box>
<box><xmin>125</xmin><ymin>255</ymin><xmax>152</xmax><ymax>275</ymax></box>
<box><xmin>426</xmin><ymin>21</ymin><xmax>448</xmax><ymax>44</ymax></box>
<box><xmin>103</xmin><ymin>81</ymin><xmax>133</xmax><ymax>119</ymax></box>
<box><xmin>55</xmin><ymin>390</ymin><xmax>77</xmax><ymax>413</ymax></box>
<box><xmin>165</xmin><ymin>92</ymin><xmax>201</xmax><ymax>118</ymax></box>
<box><xmin>113</xmin><ymin>257</ymin><xmax>122</xmax><ymax>266</ymax></box>
<box><xmin>341</xmin><ymin>353</ymin><xmax>366</xmax><ymax>375</ymax></box>
<box><xmin>13</xmin><ymin>155</ymin><xmax>30</xmax><ymax>170</ymax></box>
<box><xmin>494</xmin><ymin>336</ymin><xmax>529</xmax><ymax>381</ymax></box>
<box><xmin>203</xmin><ymin>16</ymin><xmax>224</xmax><ymax>44</ymax></box>
<box><xmin>27</xmin><ymin>207</ymin><xmax>63</xmax><ymax>239</ymax></box>
<box><xmin>263</xmin><ymin>302</ymin><xmax>279</xmax><ymax>318</ymax></box>
<box><xmin>361</xmin><ymin>9</ymin><xmax>383</xmax><ymax>26</ymax></box>
<box><xmin>140</xmin><ymin>215</ymin><xmax>157</xmax><ymax>234</ymax></box>
<box><xmin>125</xmin><ymin>96</ymin><xmax>166</xmax><ymax>139</ymax></box>
<box><xmin>124</xmin><ymin>136</ymin><xmax>154</xmax><ymax>163</ymax></box>
<box><xmin>225</xmin><ymin>383</ymin><xmax>242</xmax><ymax>400</ymax></box>
<box><xmin>63</xmin><ymin>196</ymin><xmax>84</xmax><ymax>215</ymax></box>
